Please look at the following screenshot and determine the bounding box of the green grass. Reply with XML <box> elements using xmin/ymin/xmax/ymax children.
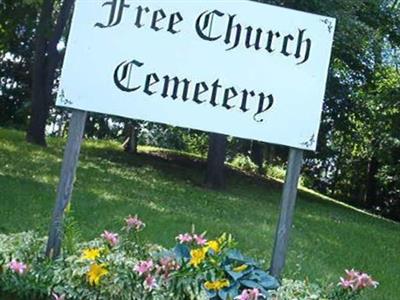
<box><xmin>0</xmin><ymin>128</ymin><xmax>399</xmax><ymax>299</ymax></box>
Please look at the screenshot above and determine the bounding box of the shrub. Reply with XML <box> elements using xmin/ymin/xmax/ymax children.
<box><xmin>231</xmin><ymin>154</ymin><xmax>259</xmax><ymax>173</ymax></box>
<box><xmin>264</xmin><ymin>165</ymin><xmax>287</xmax><ymax>181</ymax></box>
<box><xmin>268</xmin><ymin>279</ymin><xmax>326</xmax><ymax>300</ymax></box>
<box><xmin>264</xmin><ymin>164</ymin><xmax>309</xmax><ymax>187</ymax></box>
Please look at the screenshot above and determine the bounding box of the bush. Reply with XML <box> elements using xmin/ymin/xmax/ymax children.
<box><xmin>268</xmin><ymin>279</ymin><xmax>326</xmax><ymax>299</ymax></box>
<box><xmin>231</xmin><ymin>154</ymin><xmax>259</xmax><ymax>173</ymax></box>
<box><xmin>264</xmin><ymin>164</ymin><xmax>287</xmax><ymax>181</ymax></box>
<box><xmin>268</xmin><ymin>271</ymin><xmax>379</xmax><ymax>300</ymax></box>
<box><xmin>264</xmin><ymin>164</ymin><xmax>309</xmax><ymax>187</ymax></box>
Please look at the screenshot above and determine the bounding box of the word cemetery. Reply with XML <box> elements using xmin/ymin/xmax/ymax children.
<box><xmin>114</xmin><ymin>59</ymin><xmax>274</xmax><ymax>122</ymax></box>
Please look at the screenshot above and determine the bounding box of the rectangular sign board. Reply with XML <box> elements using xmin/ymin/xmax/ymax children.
<box><xmin>57</xmin><ymin>0</ymin><xmax>336</xmax><ymax>150</ymax></box>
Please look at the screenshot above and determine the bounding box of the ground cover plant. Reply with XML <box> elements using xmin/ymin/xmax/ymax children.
<box><xmin>0</xmin><ymin>128</ymin><xmax>398</xmax><ymax>299</ymax></box>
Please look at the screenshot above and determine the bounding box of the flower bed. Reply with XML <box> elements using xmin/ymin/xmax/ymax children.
<box><xmin>0</xmin><ymin>215</ymin><xmax>378</xmax><ymax>299</ymax></box>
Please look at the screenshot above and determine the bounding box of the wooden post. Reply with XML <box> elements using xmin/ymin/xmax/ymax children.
<box><xmin>46</xmin><ymin>109</ymin><xmax>87</xmax><ymax>258</ymax></box>
<box><xmin>270</xmin><ymin>148</ymin><xmax>304</xmax><ymax>278</ymax></box>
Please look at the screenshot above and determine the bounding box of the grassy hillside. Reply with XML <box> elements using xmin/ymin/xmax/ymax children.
<box><xmin>0</xmin><ymin>128</ymin><xmax>399</xmax><ymax>299</ymax></box>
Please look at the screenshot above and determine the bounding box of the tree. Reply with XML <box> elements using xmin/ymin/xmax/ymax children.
<box><xmin>250</xmin><ymin>141</ymin><xmax>264</xmax><ymax>174</ymax></box>
<box><xmin>0</xmin><ymin>0</ymin><xmax>39</xmax><ymax>128</ymax></box>
<box><xmin>205</xmin><ymin>133</ymin><xmax>228</xmax><ymax>189</ymax></box>
<box><xmin>280</xmin><ymin>0</ymin><xmax>400</xmax><ymax>219</ymax></box>
<box><xmin>123</xmin><ymin>121</ymin><xmax>140</xmax><ymax>154</ymax></box>
<box><xmin>26</xmin><ymin>0</ymin><xmax>75</xmax><ymax>146</ymax></box>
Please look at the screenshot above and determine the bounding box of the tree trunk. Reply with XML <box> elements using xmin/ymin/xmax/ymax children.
<box><xmin>97</xmin><ymin>117</ymin><xmax>109</xmax><ymax>139</ymax></box>
<box><xmin>26</xmin><ymin>0</ymin><xmax>54</xmax><ymax>146</ymax></box>
<box><xmin>265</xmin><ymin>144</ymin><xmax>275</xmax><ymax>164</ymax></box>
<box><xmin>250</xmin><ymin>141</ymin><xmax>264</xmax><ymax>174</ymax></box>
<box><xmin>365</xmin><ymin>156</ymin><xmax>379</xmax><ymax>208</ymax></box>
<box><xmin>123</xmin><ymin>121</ymin><xmax>139</xmax><ymax>154</ymax></box>
<box><xmin>205</xmin><ymin>133</ymin><xmax>227</xmax><ymax>189</ymax></box>
<box><xmin>27</xmin><ymin>0</ymin><xmax>75</xmax><ymax>146</ymax></box>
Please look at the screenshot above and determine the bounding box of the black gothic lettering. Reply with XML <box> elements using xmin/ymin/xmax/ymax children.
<box><xmin>114</xmin><ymin>59</ymin><xmax>143</xmax><ymax>92</ymax></box>
<box><xmin>265</xmin><ymin>31</ymin><xmax>281</xmax><ymax>53</ymax></box>
<box><xmin>113</xmin><ymin>59</ymin><xmax>275</xmax><ymax>123</ymax></box>
<box><xmin>194</xmin><ymin>11</ymin><xmax>313</xmax><ymax>64</ymax></box>
<box><xmin>253</xmin><ymin>93</ymin><xmax>274</xmax><ymax>122</ymax></box>
<box><xmin>134</xmin><ymin>6</ymin><xmax>150</xmax><ymax>28</ymax></box>
<box><xmin>161</xmin><ymin>76</ymin><xmax>191</xmax><ymax>101</ymax></box>
<box><xmin>245</xmin><ymin>27</ymin><xmax>263</xmax><ymax>50</ymax></box>
<box><xmin>193</xmin><ymin>82</ymin><xmax>209</xmax><ymax>104</ymax></box>
<box><xmin>144</xmin><ymin>73</ymin><xmax>160</xmax><ymax>95</ymax></box>
<box><xmin>210</xmin><ymin>80</ymin><xmax>222</xmax><ymax>107</ymax></box>
<box><xmin>95</xmin><ymin>5</ymin><xmax>313</xmax><ymax>65</ymax></box>
<box><xmin>151</xmin><ymin>9</ymin><xmax>167</xmax><ymax>32</ymax></box>
<box><xmin>240</xmin><ymin>89</ymin><xmax>255</xmax><ymax>112</ymax></box>
<box><xmin>281</xmin><ymin>34</ymin><xmax>294</xmax><ymax>56</ymax></box>
<box><xmin>95</xmin><ymin>0</ymin><xmax>129</xmax><ymax>28</ymax></box>
<box><xmin>167</xmin><ymin>12</ymin><xmax>183</xmax><ymax>34</ymax></box>
<box><xmin>295</xmin><ymin>29</ymin><xmax>312</xmax><ymax>64</ymax></box>
<box><xmin>223</xmin><ymin>87</ymin><xmax>238</xmax><ymax>109</ymax></box>
<box><xmin>196</xmin><ymin>10</ymin><xmax>224</xmax><ymax>42</ymax></box>
<box><xmin>225</xmin><ymin>15</ymin><xmax>242</xmax><ymax>51</ymax></box>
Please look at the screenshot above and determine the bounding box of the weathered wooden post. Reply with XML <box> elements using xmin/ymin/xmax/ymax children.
<box><xmin>46</xmin><ymin>109</ymin><xmax>87</xmax><ymax>258</ymax></box>
<box><xmin>270</xmin><ymin>148</ymin><xmax>304</xmax><ymax>277</ymax></box>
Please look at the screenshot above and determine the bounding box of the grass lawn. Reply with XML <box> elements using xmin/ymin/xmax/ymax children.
<box><xmin>0</xmin><ymin>127</ymin><xmax>399</xmax><ymax>299</ymax></box>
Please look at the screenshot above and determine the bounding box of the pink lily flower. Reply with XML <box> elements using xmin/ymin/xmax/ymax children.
<box><xmin>193</xmin><ymin>234</ymin><xmax>207</xmax><ymax>246</ymax></box>
<box><xmin>8</xmin><ymin>259</ymin><xmax>27</xmax><ymax>275</ymax></box>
<box><xmin>157</xmin><ymin>257</ymin><xmax>180</xmax><ymax>279</ymax></box>
<box><xmin>52</xmin><ymin>292</ymin><xmax>66</xmax><ymax>300</ymax></box>
<box><xmin>134</xmin><ymin>259</ymin><xmax>154</xmax><ymax>276</ymax></box>
<box><xmin>339</xmin><ymin>277</ymin><xmax>355</xmax><ymax>290</ymax></box>
<box><xmin>101</xmin><ymin>230</ymin><xmax>119</xmax><ymax>247</ymax></box>
<box><xmin>125</xmin><ymin>215</ymin><xmax>145</xmax><ymax>231</ymax></box>
<box><xmin>176</xmin><ymin>233</ymin><xmax>193</xmax><ymax>243</ymax></box>
<box><xmin>356</xmin><ymin>273</ymin><xmax>379</xmax><ymax>289</ymax></box>
<box><xmin>144</xmin><ymin>274</ymin><xmax>158</xmax><ymax>291</ymax></box>
<box><xmin>339</xmin><ymin>269</ymin><xmax>379</xmax><ymax>291</ymax></box>
<box><xmin>235</xmin><ymin>288</ymin><xmax>265</xmax><ymax>300</ymax></box>
<box><xmin>345</xmin><ymin>269</ymin><xmax>359</xmax><ymax>280</ymax></box>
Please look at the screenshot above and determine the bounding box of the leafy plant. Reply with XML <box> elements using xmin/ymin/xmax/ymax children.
<box><xmin>268</xmin><ymin>279</ymin><xmax>326</xmax><ymax>300</ymax></box>
<box><xmin>172</xmin><ymin>233</ymin><xmax>279</xmax><ymax>300</ymax></box>
<box><xmin>231</xmin><ymin>154</ymin><xmax>259</xmax><ymax>174</ymax></box>
<box><xmin>62</xmin><ymin>205</ymin><xmax>82</xmax><ymax>255</ymax></box>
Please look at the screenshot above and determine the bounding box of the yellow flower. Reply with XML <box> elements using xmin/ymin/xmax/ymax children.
<box><xmin>82</xmin><ymin>248</ymin><xmax>101</xmax><ymax>260</ymax></box>
<box><xmin>204</xmin><ymin>279</ymin><xmax>230</xmax><ymax>291</ymax></box>
<box><xmin>206</xmin><ymin>240</ymin><xmax>220</xmax><ymax>253</ymax></box>
<box><xmin>204</xmin><ymin>281</ymin><xmax>216</xmax><ymax>290</ymax></box>
<box><xmin>189</xmin><ymin>248</ymin><xmax>207</xmax><ymax>267</ymax></box>
<box><xmin>233</xmin><ymin>264</ymin><xmax>248</xmax><ymax>272</ymax></box>
<box><xmin>87</xmin><ymin>264</ymin><xmax>109</xmax><ymax>286</ymax></box>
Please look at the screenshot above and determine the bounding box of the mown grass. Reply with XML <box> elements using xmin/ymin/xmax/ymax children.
<box><xmin>0</xmin><ymin>127</ymin><xmax>399</xmax><ymax>299</ymax></box>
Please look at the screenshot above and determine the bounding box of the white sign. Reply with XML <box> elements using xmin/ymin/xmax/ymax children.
<box><xmin>57</xmin><ymin>0</ymin><xmax>336</xmax><ymax>150</ymax></box>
